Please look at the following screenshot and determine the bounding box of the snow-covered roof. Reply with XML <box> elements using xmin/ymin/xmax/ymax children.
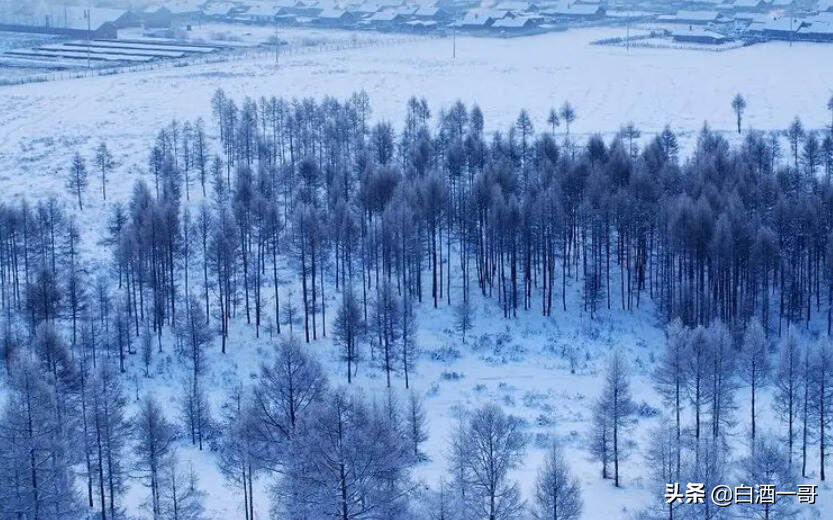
<box><xmin>547</xmin><ymin>4</ymin><xmax>603</xmax><ymax>16</ymax></box>
<box><xmin>369</xmin><ymin>8</ymin><xmax>399</xmax><ymax>20</ymax></box>
<box><xmin>461</xmin><ymin>7</ymin><xmax>508</xmax><ymax>25</ymax></box>
<box><xmin>492</xmin><ymin>15</ymin><xmax>536</xmax><ymax>27</ymax></box>
<box><xmin>242</xmin><ymin>3</ymin><xmax>279</xmax><ymax>17</ymax></box>
<box><xmin>203</xmin><ymin>2</ymin><xmax>239</xmax><ymax>16</ymax></box>
<box><xmin>495</xmin><ymin>1</ymin><xmax>534</xmax><ymax>12</ymax></box>
<box><xmin>414</xmin><ymin>6</ymin><xmax>442</xmax><ymax>16</ymax></box>
<box><xmin>670</xmin><ymin>27</ymin><xmax>728</xmax><ymax>39</ymax></box>
<box><xmin>318</xmin><ymin>7</ymin><xmax>350</xmax><ymax>18</ymax></box>
<box><xmin>811</xmin><ymin>11</ymin><xmax>833</xmax><ymax>24</ymax></box>
<box><xmin>732</xmin><ymin>0</ymin><xmax>767</xmax><ymax>8</ymax></box>
<box><xmin>673</xmin><ymin>10</ymin><xmax>724</xmax><ymax>21</ymax></box>
<box><xmin>163</xmin><ymin>0</ymin><xmax>205</xmax><ymax>14</ymax></box>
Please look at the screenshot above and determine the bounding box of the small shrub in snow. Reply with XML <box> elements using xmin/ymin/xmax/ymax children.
<box><xmin>637</xmin><ymin>401</ymin><xmax>660</xmax><ymax>418</ymax></box>
<box><xmin>536</xmin><ymin>414</ymin><xmax>555</xmax><ymax>427</ymax></box>
<box><xmin>428</xmin><ymin>345</ymin><xmax>461</xmax><ymax>363</ymax></box>
<box><xmin>440</xmin><ymin>370</ymin><xmax>464</xmax><ymax>381</ymax></box>
<box><xmin>533</xmin><ymin>432</ymin><xmax>552</xmax><ymax>448</ymax></box>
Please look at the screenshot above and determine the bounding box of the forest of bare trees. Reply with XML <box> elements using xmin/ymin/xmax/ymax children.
<box><xmin>1</xmin><ymin>89</ymin><xmax>833</xmax><ymax>519</ymax></box>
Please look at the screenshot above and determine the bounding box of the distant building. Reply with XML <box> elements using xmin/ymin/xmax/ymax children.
<box><xmin>665</xmin><ymin>10</ymin><xmax>731</xmax><ymax>25</ymax></box>
<box><xmin>239</xmin><ymin>3</ymin><xmax>279</xmax><ymax>23</ymax></box>
<box><xmin>492</xmin><ymin>15</ymin><xmax>540</xmax><ymax>33</ymax></box>
<box><xmin>316</xmin><ymin>8</ymin><xmax>357</xmax><ymax>26</ymax></box>
<box><xmin>729</xmin><ymin>0</ymin><xmax>769</xmax><ymax>12</ymax></box>
<box><xmin>203</xmin><ymin>2</ymin><xmax>242</xmax><ymax>19</ymax></box>
<box><xmin>0</xmin><ymin>6</ymin><xmax>137</xmax><ymax>38</ymax></box>
<box><xmin>141</xmin><ymin>5</ymin><xmax>174</xmax><ymax>28</ymax></box>
<box><xmin>671</xmin><ymin>27</ymin><xmax>731</xmax><ymax>43</ymax></box>
<box><xmin>799</xmin><ymin>21</ymin><xmax>833</xmax><ymax>40</ymax></box>
<box><xmin>495</xmin><ymin>1</ymin><xmax>540</xmax><ymax>13</ymax></box>
<box><xmin>165</xmin><ymin>0</ymin><xmax>206</xmax><ymax>20</ymax></box>
<box><xmin>544</xmin><ymin>3</ymin><xmax>605</xmax><ymax>20</ymax></box>
<box><xmin>414</xmin><ymin>6</ymin><xmax>450</xmax><ymax>21</ymax></box>
<box><xmin>459</xmin><ymin>8</ymin><xmax>510</xmax><ymax>27</ymax></box>
<box><xmin>750</xmin><ymin>17</ymin><xmax>808</xmax><ymax>38</ymax></box>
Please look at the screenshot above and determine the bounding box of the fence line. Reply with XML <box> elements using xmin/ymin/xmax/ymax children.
<box><xmin>0</xmin><ymin>33</ymin><xmax>437</xmax><ymax>86</ymax></box>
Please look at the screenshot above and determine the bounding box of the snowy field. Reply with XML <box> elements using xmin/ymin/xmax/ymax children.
<box><xmin>2</xmin><ymin>25</ymin><xmax>832</xmax><ymax>520</ymax></box>
<box><xmin>3</xmin><ymin>26</ymin><xmax>833</xmax><ymax>203</ymax></box>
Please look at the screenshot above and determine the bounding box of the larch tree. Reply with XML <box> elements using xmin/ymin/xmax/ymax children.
<box><xmin>67</xmin><ymin>152</ymin><xmax>89</xmax><ymax>211</ymax></box>
<box><xmin>532</xmin><ymin>441</ymin><xmax>582</xmax><ymax>520</ymax></box>
<box><xmin>731</xmin><ymin>93</ymin><xmax>747</xmax><ymax>134</ymax></box>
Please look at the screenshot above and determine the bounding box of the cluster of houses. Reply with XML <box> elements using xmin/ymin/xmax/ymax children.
<box><xmin>653</xmin><ymin>0</ymin><xmax>833</xmax><ymax>44</ymax></box>
<box><xmin>1</xmin><ymin>0</ymin><xmax>833</xmax><ymax>41</ymax></box>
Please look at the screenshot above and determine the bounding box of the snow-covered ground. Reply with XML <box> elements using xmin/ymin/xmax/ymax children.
<box><xmin>2</xmin><ymin>25</ymin><xmax>831</xmax><ymax>520</ymax></box>
<box><xmin>3</xmin><ymin>25</ymin><xmax>833</xmax><ymax>202</ymax></box>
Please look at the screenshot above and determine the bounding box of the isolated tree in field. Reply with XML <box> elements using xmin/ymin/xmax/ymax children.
<box><xmin>333</xmin><ymin>288</ymin><xmax>363</xmax><ymax>383</ymax></box>
<box><xmin>731</xmin><ymin>93</ymin><xmax>747</xmax><ymax>134</ymax></box>
<box><xmin>67</xmin><ymin>152</ymin><xmax>89</xmax><ymax>210</ymax></box>
<box><xmin>455</xmin><ymin>403</ymin><xmax>526</xmax><ymax>520</ymax></box>
<box><xmin>594</xmin><ymin>350</ymin><xmax>636</xmax><ymax>488</ymax></box>
<box><xmin>559</xmin><ymin>102</ymin><xmax>576</xmax><ymax>136</ymax></box>
<box><xmin>94</xmin><ymin>142</ymin><xmax>114</xmax><ymax>200</ymax></box>
<box><xmin>532</xmin><ymin>441</ymin><xmax>582</xmax><ymax>520</ymax></box>
<box><xmin>454</xmin><ymin>298</ymin><xmax>473</xmax><ymax>344</ymax></box>
<box><xmin>133</xmin><ymin>396</ymin><xmax>178</xmax><ymax>520</ymax></box>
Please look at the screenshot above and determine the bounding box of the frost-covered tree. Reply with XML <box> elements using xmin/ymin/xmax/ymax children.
<box><xmin>274</xmin><ymin>388</ymin><xmax>415</xmax><ymax>520</ymax></box>
<box><xmin>812</xmin><ymin>338</ymin><xmax>833</xmax><ymax>481</ymax></box>
<box><xmin>774</xmin><ymin>331</ymin><xmax>802</xmax><ymax>465</ymax></box>
<box><xmin>454</xmin><ymin>297</ymin><xmax>473</xmax><ymax>344</ymax></box>
<box><xmin>0</xmin><ymin>354</ymin><xmax>81</xmax><ymax>520</ymax></box>
<box><xmin>740</xmin><ymin>321</ymin><xmax>770</xmax><ymax>448</ymax></box>
<box><xmin>133</xmin><ymin>397</ymin><xmax>178</xmax><ymax>520</ymax></box>
<box><xmin>731</xmin><ymin>93</ymin><xmax>747</xmax><ymax>134</ymax></box>
<box><xmin>334</xmin><ymin>287</ymin><xmax>362</xmax><ymax>383</ymax></box>
<box><xmin>406</xmin><ymin>391</ymin><xmax>428</xmax><ymax>461</ymax></box>
<box><xmin>66</xmin><ymin>152</ymin><xmax>89</xmax><ymax>211</ymax></box>
<box><xmin>531</xmin><ymin>441</ymin><xmax>582</xmax><ymax>520</ymax></box>
<box><xmin>94</xmin><ymin>142</ymin><xmax>114</xmax><ymax>201</ymax></box>
<box><xmin>254</xmin><ymin>337</ymin><xmax>327</xmax><ymax>451</ymax></box>
<box><xmin>652</xmin><ymin>319</ymin><xmax>688</xmax><ymax>477</ymax></box>
<box><xmin>740</xmin><ymin>436</ymin><xmax>799</xmax><ymax>520</ymax></box>
<box><xmin>593</xmin><ymin>350</ymin><xmax>636</xmax><ymax>487</ymax></box>
<box><xmin>454</xmin><ymin>403</ymin><xmax>526</xmax><ymax>520</ymax></box>
<box><xmin>160</xmin><ymin>455</ymin><xmax>207</xmax><ymax>520</ymax></box>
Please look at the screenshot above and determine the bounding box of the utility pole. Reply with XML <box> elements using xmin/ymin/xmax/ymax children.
<box><xmin>452</xmin><ymin>27</ymin><xmax>456</xmax><ymax>59</ymax></box>
<box><xmin>626</xmin><ymin>13</ymin><xmax>630</xmax><ymax>52</ymax></box>
<box><xmin>274</xmin><ymin>14</ymin><xmax>279</xmax><ymax>65</ymax></box>
<box><xmin>85</xmin><ymin>7</ymin><xmax>91</xmax><ymax>74</ymax></box>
